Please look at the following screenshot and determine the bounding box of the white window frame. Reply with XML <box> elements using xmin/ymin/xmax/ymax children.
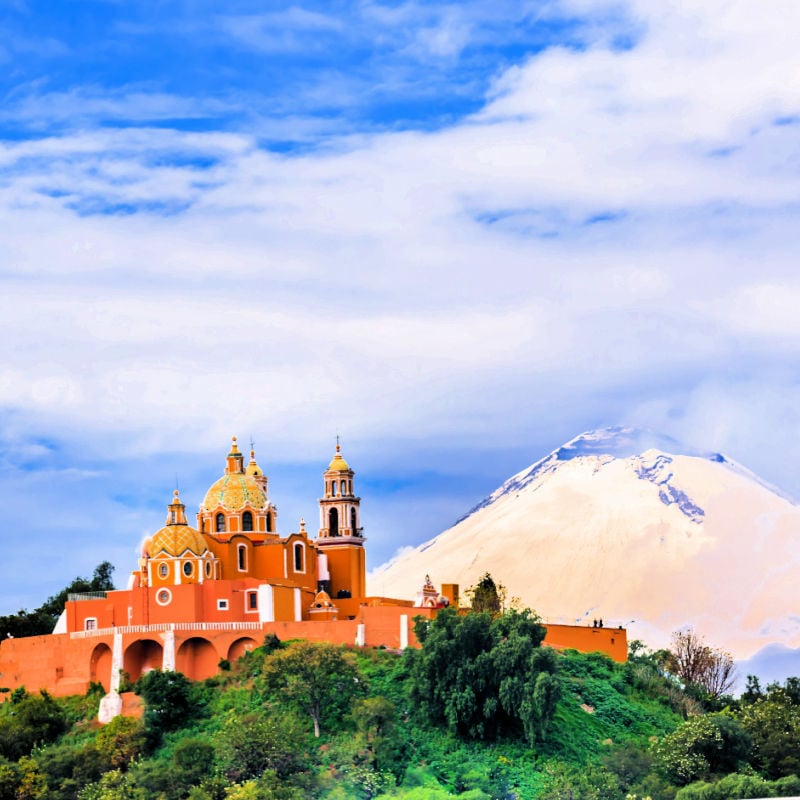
<box><xmin>156</xmin><ymin>588</ymin><xmax>172</xmax><ymax>606</ymax></box>
<box><xmin>217</xmin><ymin>598</ymin><xmax>229</xmax><ymax>611</ymax></box>
<box><xmin>84</xmin><ymin>617</ymin><xmax>97</xmax><ymax>631</ymax></box>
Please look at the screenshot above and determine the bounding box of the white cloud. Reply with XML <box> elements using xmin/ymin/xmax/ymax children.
<box><xmin>1</xmin><ymin>0</ymin><xmax>799</xmax><ymax>489</ymax></box>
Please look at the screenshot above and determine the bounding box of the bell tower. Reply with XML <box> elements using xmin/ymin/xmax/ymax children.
<box><xmin>316</xmin><ymin>440</ymin><xmax>366</xmax><ymax>600</ymax></box>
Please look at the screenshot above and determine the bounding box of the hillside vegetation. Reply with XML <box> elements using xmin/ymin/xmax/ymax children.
<box><xmin>0</xmin><ymin>605</ymin><xmax>799</xmax><ymax>799</ymax></box>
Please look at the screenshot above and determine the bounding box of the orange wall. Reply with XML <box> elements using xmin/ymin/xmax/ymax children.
<box><xmin>544</xmin><ymin>623</ymin><xmax>628</xmax><ymax>663</ymax></box>
<box><xmin>0</xmin><ymin>609</ymin><xmax>627</xmax><ymax>700</ymax></box>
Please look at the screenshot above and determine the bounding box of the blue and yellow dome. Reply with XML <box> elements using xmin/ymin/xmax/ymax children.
<box><xmin>201</xmin><ymin>472</ymin><xmax>267</xmax><ymax>511</ymax></box>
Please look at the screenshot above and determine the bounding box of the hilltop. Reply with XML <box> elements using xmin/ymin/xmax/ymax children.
<box><xmin>1</xmin><ymin>614</ymin><xmax>800</xmax><ymax>799</ymax></box>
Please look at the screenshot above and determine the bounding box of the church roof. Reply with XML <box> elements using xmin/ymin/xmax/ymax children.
<box><xmin>146</xmin><ymin>525</ymin><xmax>207</xmax><ymax>558</ymax></box>
<box><xmin>201</xmin><ymin>472</ymin><xmax>267</xmax><ymax>511</ymax></box>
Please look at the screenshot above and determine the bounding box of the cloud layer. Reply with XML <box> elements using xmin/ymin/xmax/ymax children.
<box><xmin>1</xmin><ymin>0</ymin><xmax>799</xmax><ymax>614</ymax></box>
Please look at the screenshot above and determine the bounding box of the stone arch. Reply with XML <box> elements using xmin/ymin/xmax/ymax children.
<box><xmin>227</xmin><ymin>637</ymin><xmax>258</xmax><ymax>663</ymax></box>
<box><xmin>176</xmin><ymin>637</ymin><xmax>219</xmax><ymax>681</ymax></box>
<box><xmin>123</xmin><ymin>638</ymin><xmax>164</xmax><ymax>683</ymax></box>
<box><xmin>89</xmin><ymin>642</ymin><xmax>113</xmax><ymax>691</ymax></box>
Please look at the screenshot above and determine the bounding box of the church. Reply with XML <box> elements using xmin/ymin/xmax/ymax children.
<box><xmin>67</xmin><ymin>436</ymin><xmax>376</xmax><ymax>633</ymax></box>
<box><xmin>0</xmin><ymin>437</ymin><xmax>626</xmax><ymax>720</ymax></box>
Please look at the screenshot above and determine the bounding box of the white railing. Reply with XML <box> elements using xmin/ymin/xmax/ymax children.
<box><xmin>70</xmin><ymin>621</ymin><xmax>263</xmax><ymax>639</ymax></box>
<box><xmin>68</xmin><ymin>591</ymin><xmax>108</xmax><ymax>602</ymax></box>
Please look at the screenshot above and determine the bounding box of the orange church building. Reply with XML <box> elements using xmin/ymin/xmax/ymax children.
<box><xmin>0</xmin><ymin>437</ymin><xmax>626</xmax><ymax>721</ymax></box>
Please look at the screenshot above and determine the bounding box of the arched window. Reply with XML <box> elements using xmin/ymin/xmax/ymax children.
<box><xmin>341</xmin><ymin>480</ymin><xmax>346</xmax><ymax>496</ymax></box>
<box><xmin>329</xmin><ymin>507</ymin><xmax>339</xmax><ymax>537</ymax></box>
<box><xmin>266</xmin><ymin>513</ymin><xmax>272</xmax><ymax>533</ymax></box>
<box><xmin>242</xmin><ymin>511</ymin><xmax>253</xmax><ymax>532</ymax></box>
<box><xmin>215</xmin><ymin>513</ymin><xmax>225</xmax><ymax>532</ymax></box>
<box><xmin>294</xmin><ymin>542</ymin><xmax>305</xmax><ymax>572</ymax></box>
<box><xmin>351</xmin><ymin>507</ymin><xmax>358</xmax><ymax>536</ymax></box>
<box><xmin>237</xmin><ymin>544</ymin><xmax>247</xmax><ymax>571</ymax></box>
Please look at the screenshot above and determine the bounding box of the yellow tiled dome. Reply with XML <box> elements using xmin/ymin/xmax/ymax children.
<box><xmin>146</xmin><ymin>525</ymin><xmax>207</xmax><ymax>558</ymax></box>
<box><xmin>202</xmin><ymin>473</ymin><xmax>267</xmax><ymax>511</ymax></box>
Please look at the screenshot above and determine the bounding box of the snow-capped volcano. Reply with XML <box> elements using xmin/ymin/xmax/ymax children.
<box><xmin>369</xmin><ymin>427</ymin><xmax>800</xmax><ymax>660</ymax></box>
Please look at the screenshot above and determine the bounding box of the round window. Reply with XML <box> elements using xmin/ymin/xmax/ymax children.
<box><xmin>158</xmin><ymin>563</ymin><xmax>168</xmax><ymax>578</ymax></box>
<box><xmin>156</xmin><ymin>589</ymin><xmax>172</xmax><ymax>606</ymax></box>
<box><xmin>183</xmin><ymin>561</ymin><xmax>193</xmax><ymax>577</ymax></box>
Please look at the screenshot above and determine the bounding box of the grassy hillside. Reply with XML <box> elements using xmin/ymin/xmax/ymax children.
<box><xmin>0</xmin><ymin>614</ymin><xmax>799</xmax><ymax>799</ymax></box>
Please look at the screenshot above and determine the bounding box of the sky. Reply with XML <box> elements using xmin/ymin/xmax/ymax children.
<box><xmin>1</xmin><ymin>0</ymin><xmax>799</xmax><ymax>615</ymax></box>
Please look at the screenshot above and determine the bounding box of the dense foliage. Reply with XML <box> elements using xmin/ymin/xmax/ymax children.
<box><xmin>0</xmin><ymin>598</ymin><xmax>798</xmax><ymax>798</ymax></box>
<box><xmin>408</xmin><ymin>608</ymin><xmax>560</xmax><ymax>744</ymax></box>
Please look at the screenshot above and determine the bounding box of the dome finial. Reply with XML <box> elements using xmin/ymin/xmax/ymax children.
<box><xmin>246</xmin><ymin>437</ymin><xmax>264</xmax><ymax>477</ymax></box>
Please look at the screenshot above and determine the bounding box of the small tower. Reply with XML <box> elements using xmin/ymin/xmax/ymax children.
<box><xmin>316</xmin><ymin>440</ymin><xmax>366</xmax><ymax>600</ymax></box>
<box><xmin>318</xmin><ymin>441</ymin><xmax>361</xmax><ymax>538</ymax></box>
<box><xmin>225</xmin><ymin>436</ymin><xmax>245</xmax><ymax>474</ymax></box>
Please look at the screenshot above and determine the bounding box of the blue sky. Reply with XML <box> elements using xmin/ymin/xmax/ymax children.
<box><xmin>1</xmin><ymin>0</ymin><xmax>800</xmax><ymax>614</ymax></box>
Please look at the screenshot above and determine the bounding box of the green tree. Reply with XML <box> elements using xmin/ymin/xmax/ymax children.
<box><xmin>653</xmin><ymin>713</ymin><xmax>751</xmax><ymax>785</ymax></box>
<box><xmin>215</xmin><ymin>712</ymin><xmax>302</xmax><ymax>783</ymax></box>
<box><xmin>95</xmin><ymin>716</ymin><xmax>146</xmax><ymax>771</ymax></box>
<box><xmin>259</xmin><ymin>641</ymin><xmax>361</xmax><ymax>737</ymax></box>
<box><xmin>466</xmin><ymin>573</ymin><xmax>505</xmax><ymax>616</ymax></box>
<box><xmin>408</xmin><ymin>606</ymin><xmax>559</xmax><ymax>744</ymax></box>
<box><xmin>0</xmin><ymin>690</ymin><xmax>66</xmax><ymax>760</ymax></box>
<box><xmin>738</xmin><ymin>693</ymin><xmax>800</xmax><ymax>779</ymax></box>
<box><xmin>134</xmin><ymin>670</ymin><xmax>196</xmax><ymax>747</ymax></box>
<box><xmin>171</xmin><ymin>737</ymin><xmax>216</xmax><ymax>792</ymax></box>
<box><xmin>351</xmin><ymin>696</ymin><xmax>397</xmax><ymax>772</ymax></box>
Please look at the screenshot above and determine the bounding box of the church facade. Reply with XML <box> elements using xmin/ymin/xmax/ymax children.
<box><xmin>0</xmin><ymin>437</ymin><xmax>627</xmax><ymax>719</ymax></box>
<box><xmin>65</xmin><ymin>437</ymin><xmax>372</xmax><ymax>634</ymax></box>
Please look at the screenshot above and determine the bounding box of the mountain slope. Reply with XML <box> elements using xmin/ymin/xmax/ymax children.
<box><xmin>369</xmin><ymin>428</ymin><xmax>800</xmax><ymax>659</ymax></box>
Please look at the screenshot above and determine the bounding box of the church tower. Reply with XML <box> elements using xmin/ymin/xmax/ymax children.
<box><xmin>316</xmin><ymin>441</ymin><xmax>366</xmax><ymax>599</ymax></box>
